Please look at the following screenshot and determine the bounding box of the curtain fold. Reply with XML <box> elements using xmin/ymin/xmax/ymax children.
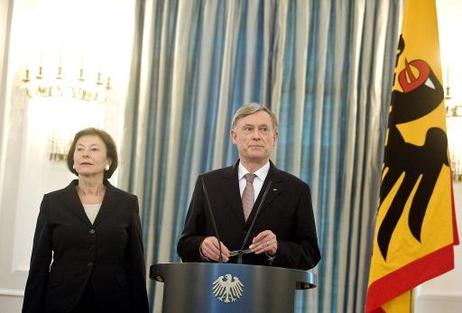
<box><xmin>121</xmin><ymin>0</ymin><xmax>402</xmax><ymax>312</ymax></box>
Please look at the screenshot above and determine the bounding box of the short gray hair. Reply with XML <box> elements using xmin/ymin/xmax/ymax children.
<box><xmin>231</xmin><ymin>103</ymin><xmax>278</xmax><ymax>130</ymax></box>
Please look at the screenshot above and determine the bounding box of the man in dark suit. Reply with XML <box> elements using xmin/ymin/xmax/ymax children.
<box><xmin>177</xmin><ymin>103</ymin><xmax>320</xmax><ymax>270</ymax></box>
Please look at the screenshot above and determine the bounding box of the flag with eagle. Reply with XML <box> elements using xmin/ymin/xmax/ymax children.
<box><xmin>365</xmin><ymin>0</ymin><xmax>459</xmax><ymax>312</ymax></box>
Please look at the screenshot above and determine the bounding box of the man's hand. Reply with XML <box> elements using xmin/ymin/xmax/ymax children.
<box><xmin>249</xmin><ymin>230</ymin><xmax>278</xmax><ymax>256</ymax></box>
<box><xmin>200</xmin><ymin>236</ymin><xmax>230</xmax><ymax>262</ymax></box>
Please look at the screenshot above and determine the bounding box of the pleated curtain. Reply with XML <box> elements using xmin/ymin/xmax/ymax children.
<box><xmin>119</xmin><ymin>0</ymin><xmax>402</xmax><ymax>312</ymax></box>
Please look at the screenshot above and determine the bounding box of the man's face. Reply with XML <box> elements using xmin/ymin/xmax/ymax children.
<box><xmin>230</xmin><ymin>111</ymin><xmax>278</xmax><ymax>165</ymax></box>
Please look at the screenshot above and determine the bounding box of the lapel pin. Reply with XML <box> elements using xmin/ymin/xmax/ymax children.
<box><xmin>273</xmin><ymin>188</ymin><xmax>278</xmax><ymax>191</ymax></box>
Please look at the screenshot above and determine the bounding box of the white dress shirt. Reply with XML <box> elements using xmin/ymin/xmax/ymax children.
<box><xmin>238</xmin><ymin>161</ymin><xmax>270</xmax><ymax>202</ymax></box>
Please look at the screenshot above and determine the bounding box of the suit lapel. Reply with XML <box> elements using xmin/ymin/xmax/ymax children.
<box><xmin>218</xmin><ymin>162</ymin><xmax>246</xmax><ymax>223</ymax></box>
<box><xmin>59</xmin><ymin>180</ymin><xmax>92</xmax><ymax>226</ymax></box>
<box><xmin>93</xmin><ymin>181</ymin><xmax>119</xmax><ymax>226</ymax></box>
<box><xmin>245</xmin><ymin>162</ymin><xmax>283</xmax><ymax>226</ymax></box>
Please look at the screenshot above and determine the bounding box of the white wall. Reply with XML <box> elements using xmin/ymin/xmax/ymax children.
<box><xmin>0</xmin><ymin>0</ymin><xmax>24</xmax><ymax>311</ymax></box>
<box><xmin>438</xmin><ymin>0</ymin><xmax>462</xmax><ymax>105</ymax></box>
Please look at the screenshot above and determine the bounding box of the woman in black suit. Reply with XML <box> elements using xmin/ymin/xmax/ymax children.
<box><xmin>22</xmin><ymin>128</ymin><xmax>149</xmax><ymax>313</ymax></box>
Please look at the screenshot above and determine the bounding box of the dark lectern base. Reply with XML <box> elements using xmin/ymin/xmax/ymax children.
<box><xmin>150</xmin><ymin>262</ymin><xmax>315</xmax><ymax>313</ymax></box>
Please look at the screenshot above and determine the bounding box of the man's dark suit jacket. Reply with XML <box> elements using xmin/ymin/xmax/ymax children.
<box><xmin>177</xmin><ymin>161</ymin><xmax>321</xmax><ymax>270</ymax></box>
<box><xmin>22</xmin><ymin>180</ymin><xmax>149</xmax><ymax>313</ymax></box>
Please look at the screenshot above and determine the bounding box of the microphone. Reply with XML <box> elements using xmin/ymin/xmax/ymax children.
<box><xmin>201</xmin><ymin>177</ymin><xmax>223</xmax><ymax>263</ymax></box>
<box><xmin>237</xmin><ymin>180</ymin><xmax>272</xmax><ymax>264</ymax></box>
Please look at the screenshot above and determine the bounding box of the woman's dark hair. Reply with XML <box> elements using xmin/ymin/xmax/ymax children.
<box><xmin>66</xmin><ymin>127</ymin><xmax>118</xmax><ymax>178</ymax></box>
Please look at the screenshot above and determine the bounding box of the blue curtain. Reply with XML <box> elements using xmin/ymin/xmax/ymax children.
<box><xmin>120</xmin><ymin>0</ymin><xmax>402</xmax><ymax>312</ymax></box>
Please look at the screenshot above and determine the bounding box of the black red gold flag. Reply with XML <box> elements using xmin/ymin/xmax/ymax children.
<box><xmin>365</xmin><ymin>0</ymin><xmax>459</xmax><ymax>312</ymax></box>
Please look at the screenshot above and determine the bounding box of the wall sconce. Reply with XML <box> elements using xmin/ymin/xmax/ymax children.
<box><xmin>446</xmin><ymin>102</ymin><xmax>462</xmax><ymax>118</ymax></box>
<box><xmin>443</xmin><ymin>62</ymin><xmax>462</xmax><ymax>181</ymax></box>
<box><xmin>447</xmin><ymin>112</ymin><xmax>462</xmax><ymax>181</ymax></box>
<box><xmin>48</xmin><ymin>134</ymin><xmax>72</xmax><ymax>162</ymax></box>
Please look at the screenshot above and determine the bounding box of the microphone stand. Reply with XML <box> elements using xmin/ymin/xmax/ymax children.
<box><xmin>201</xmin><ymin>177</ymin><xmax>223</xmax><ymax>263</ymax></box>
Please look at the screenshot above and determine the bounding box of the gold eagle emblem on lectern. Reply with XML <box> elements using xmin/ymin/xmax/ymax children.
<box><xmin>212</xmin><ymin>274</ymin><xmax>244</xmax><ymax>303</ymax></box>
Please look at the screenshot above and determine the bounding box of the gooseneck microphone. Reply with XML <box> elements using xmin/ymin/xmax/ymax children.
<box><xmin>201</xmin><ymin>177</ymin><xmax>223</xmax><ymax>263</ymax></box>
<box><xmin>237</xmin><ymin>180</ymin><xmax>272</xmax><ymax>264</ymax></box>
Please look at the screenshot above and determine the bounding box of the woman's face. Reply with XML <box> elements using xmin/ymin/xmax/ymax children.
<box><xmin>73</xmin><ymin>135</ymin><xmax>110</xmax><ymax>178</ymax></box>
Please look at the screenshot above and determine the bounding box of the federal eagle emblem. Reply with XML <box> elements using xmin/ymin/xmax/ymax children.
<box><xmin>212</xmin><ymin>274</ymin><xmax>244</xmax><ymax>303</ymax></box>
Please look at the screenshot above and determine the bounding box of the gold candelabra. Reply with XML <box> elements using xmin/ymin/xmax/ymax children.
<box><xmin>22</xmin><ymin>66</ymin><xmax>112</xmax><ymax>102</ymax></box>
